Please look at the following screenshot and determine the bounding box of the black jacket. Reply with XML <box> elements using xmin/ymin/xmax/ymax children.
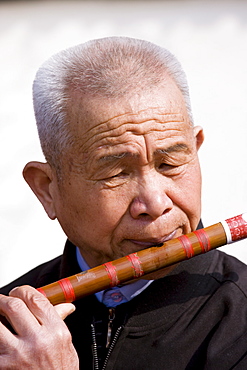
<box><xmin>1</xmin><ymin>240</ymin><xmax>247</xmax><ymax>370</ymax></box>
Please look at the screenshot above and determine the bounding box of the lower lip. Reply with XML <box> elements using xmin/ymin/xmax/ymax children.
<box><xmin>129</xmin><ymin>230</ymin><xmax>177</xmax><ymax>248</ymax></box>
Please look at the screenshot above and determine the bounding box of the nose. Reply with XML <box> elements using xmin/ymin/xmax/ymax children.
<box><xmin>129</xmin><ymin>172</ymin><xmax>173</xmax><ymax>220</ymax></box>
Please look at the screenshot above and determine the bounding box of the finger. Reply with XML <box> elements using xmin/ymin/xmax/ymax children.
<box><xmin>0</xmin><ymin>293</ymin><xmax>40</xmax><ymax>336</ymax></box>
<box><xmin>54</xmin><ymin>303</ymin><xmax>76</xmax><ymax>320</ymax></box>
<box><xmin>0</xmin><ymin>320</ymin><xmax>18</xmax><ymax>351</ymax></box>
<box><xmin>9</xmin><ymin>286</ymin><xmax>68</xmax><ymax>328</ymax></box>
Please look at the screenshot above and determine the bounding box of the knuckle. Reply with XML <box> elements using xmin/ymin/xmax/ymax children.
<box><xmin>50</xmin><ymin>324</ymin><xmax>73</xmax><ymax>349</ymax></box>
<box><xmin>62</xmin><ymin>328</ymin><xmax>73</xmax><ymax>343</ymax></box>
<box><xmin>9</xmin><ymin>285</ymin><xmax>29</xmax><ymax>297</ymax></box>
<box><xmin>12</xmin><ymin>286</ymin><xmax>51</xmax><ymax>312</ymax></box>
<box><xmin>5</xmin><ymin>297</ymin><xmax>25</xmax><ymax>314</ymax></box>
<box><xmin>56</xmin><ymin>324</ymin><xmax>72</xmax><ymax>342</ymax></box>
<box><xmin>28</xmin><ymin>291</ymin><xmax>49</xmax><ymax>310</ymax></box>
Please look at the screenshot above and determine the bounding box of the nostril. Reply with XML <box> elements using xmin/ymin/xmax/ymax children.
<box><xmin>163</xmin><ymin>208</ymin><xmax>171</xmax><ymax>215</ymax></box>
<box><xmin>130</xmin><ymin>192</ymin><xmax>173</xmax><ymax>220</ymax></box>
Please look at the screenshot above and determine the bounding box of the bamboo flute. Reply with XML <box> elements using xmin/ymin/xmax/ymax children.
<box><xmin>37</xmin><ymin>213</ymin><xmax>247</xmax><ymax>305</ymax></box>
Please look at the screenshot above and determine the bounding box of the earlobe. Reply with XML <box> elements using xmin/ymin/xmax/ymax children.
<box><xmin>23</xmin><ymin>161</ymin><xmax>57</xmax><ymax>220</ymax></box>
<box><xmin>193</xmin><ymin>126</ymin><xmax>204</xmax><ymax>151</ymax></box>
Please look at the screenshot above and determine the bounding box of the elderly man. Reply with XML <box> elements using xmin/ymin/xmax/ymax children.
<box><xmin>0</xmin><ymin>37</ymin><xmax>246</xmax><ymax>369</ymax></box>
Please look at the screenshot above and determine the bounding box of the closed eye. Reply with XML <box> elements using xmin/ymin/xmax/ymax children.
<box><xmin>107</xmin><ymin>171</ymin><xmax>128</xmax><ymax>179</ymax></box>
<box><xmin>157</xmin><ymin>162</ymin><xmax>184</xmax><ymax>176</ymax></box>
<box><xmin>158</xmin><ymin>163</ymin><xmax>176</xmax><ymax>170</ymax></box>
<box><xmin>101</xmin><ymin>171</ymin><xmax>130</xmax><ymax>188</ymax></box>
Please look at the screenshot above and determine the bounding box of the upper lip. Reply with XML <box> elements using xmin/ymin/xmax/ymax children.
<box><xmin>129</xmin><ymin>230</ymin><xmax>177</xmax><ymax>247</ymax></box>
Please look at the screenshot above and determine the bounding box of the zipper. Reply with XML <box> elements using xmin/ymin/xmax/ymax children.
<box><xmin>102</xmin><ymin>325</ymin><xmax>123</xmax><ymax>370</ymax></box>
<box><xmin>91</xmin><ymin>323</ymin><xmax>99</xmax><ymax>370</ymax></box>
<box><xmin>106</xmin><ymin>308</ymin><xmax>115</xmax><ymax>348</ymax></box>
<box><xmin>91</xmin><ymin>308</ymin><xmax>124</xmax><ymax>370</ymax></box>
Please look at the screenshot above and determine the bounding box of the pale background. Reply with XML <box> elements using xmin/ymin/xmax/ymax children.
<box><xmin>1</xmin><ymin>0</ymin><xmax>247</xmax><ymax>287</ymax></box>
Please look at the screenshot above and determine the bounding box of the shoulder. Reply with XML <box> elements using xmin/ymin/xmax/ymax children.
<box><xmin>0</xmin><ymin>240</ymin><xmax>80</xmax><ymax>296</ymax></box>
<box><xmin>0</xmin><ymin>255</ymin><xmax>63</xmax><ymax>295</ymax></box>
<box><xmin>210</xmin><ymin>249</ymin><xmax>247</xmax><ymax>295</ymax></box>
<box><xmin>130</xmin><ymin>250</ymin><xmax>247</xmax><ymax>318</ymax></box>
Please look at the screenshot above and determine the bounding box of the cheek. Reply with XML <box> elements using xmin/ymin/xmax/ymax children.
<box><xmin>68</xmin><ymin>185</ymin><xmax>132</xmax><ymax>235</ymax></box>
<box><xmin>88</xmin><ymin>188</ymin><xmax>130</xmax><ymax>226</ymax></box>
<box><xmin>169</xmin><ymin>163</ymin><xmax>201</xmax><ymax>208</ymax></box>
<box><xmin>177</xmin><ymin>163</ymin><xmax>202</xmax><ymax>222</ymax></box>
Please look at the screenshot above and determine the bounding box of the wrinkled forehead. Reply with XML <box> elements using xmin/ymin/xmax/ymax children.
<box><xmin>68</xmin><ymin>80</ymin><xmax>190</xmax><ymax>138</ymax></box>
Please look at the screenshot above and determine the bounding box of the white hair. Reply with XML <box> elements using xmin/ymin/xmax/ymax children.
<box><xmin>33</xmin><ymin>36</ymin><xmax>193</xmax><ymax>171</ymax></box>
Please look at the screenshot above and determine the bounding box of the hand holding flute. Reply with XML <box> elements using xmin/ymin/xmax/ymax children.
<box><xmin>0</xmin><ymin>286</ymin><xmax>79</xmax><ymax>369</ymax></box>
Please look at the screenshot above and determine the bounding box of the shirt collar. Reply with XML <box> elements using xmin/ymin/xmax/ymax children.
<box><xmin>76</xmin><ymin>247</ymin><xmax>153</xmax><ymax>305</ymax></box>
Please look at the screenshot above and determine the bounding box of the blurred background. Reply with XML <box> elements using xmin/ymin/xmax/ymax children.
<box><xmin>1</xmin><ymin>0</ymin><xmax>247</xmax><ymax>287</ymax></box>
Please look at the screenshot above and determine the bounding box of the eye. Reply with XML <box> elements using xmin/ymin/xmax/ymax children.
<box><xmin>102</xmin><ymin>171</ymin><xmax>129</xmax><ymax>188</ymax></box>
<box><xmin>108</xmin><ymin>171</ymin><xmax>130</xmax><ymax>181</ymax></box>
<box><xmin>158</xmin><ymin>163</ymin><xmax>176</xmax><ymax>171</ymax></box>
<box><xmin>157</xmin><ymin>162</ymin><xmax>183</xmax><ymax>176</ymax></box>
<box><xmin>105</xmin><ymin>169</ymin><xmax>129</xmax><ymax>180</ymax></box>
<box><xmin>110</xmin><ymin>172</ymin><xmax>124</xmax><ymax>178</ymax></box>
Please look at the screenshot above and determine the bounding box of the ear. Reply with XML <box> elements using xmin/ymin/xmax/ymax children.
<box><xmin>23</xmin><ymin>161</ymin><xmax>57</xmax><ymax>220</ymax></box>
<box><xmin>193</xmin><ymin>126</ymin><xmax>204</xmax><ymax>151</ymax></box>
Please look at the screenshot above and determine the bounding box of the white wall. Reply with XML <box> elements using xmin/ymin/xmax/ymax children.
<box><xmin>1</xmin><ymin>0</ymin><xmax>247</xmax><ymax>287</ymax></box>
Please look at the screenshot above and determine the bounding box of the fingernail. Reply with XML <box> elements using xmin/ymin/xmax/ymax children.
<box><xmin>69</xmin><ymin>304</ymin><xmax>76</xmax><ymax>314</ymax></box>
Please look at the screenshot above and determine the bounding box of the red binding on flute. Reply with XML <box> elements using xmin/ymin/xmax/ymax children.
<box><xmin>37</xmin><ymin>213</ymin><xmax>247</xmax><ymax>305</ymax></box>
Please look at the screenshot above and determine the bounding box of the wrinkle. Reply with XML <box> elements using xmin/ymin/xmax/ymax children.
<box><xmin>87</xmin><ymin>112</ymin><xmax>184</xmax><ymax>138</ymax></box>
<box><xmin>83</xmin><ymin>109</ymin><xmax>184</xmax><ymax>135</ymax></box>
<box><xmin>74</xmin><ymin>107</ymin><xmax>186</xmax><ymax>151</ymax></box>
<box><xmin>79</xmin><ymin>125</ymin><xmax>184</xmax><ymax>153</ymax></box>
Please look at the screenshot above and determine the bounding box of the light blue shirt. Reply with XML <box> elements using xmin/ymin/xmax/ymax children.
<box><xmin>76</xmin><ymin>247</ymin><xmax>153</xmax><ymax>307</ymax></box>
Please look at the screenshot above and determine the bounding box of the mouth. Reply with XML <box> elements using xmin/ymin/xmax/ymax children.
<box><xmin>128</xmin><ymin>230</ymin><xmax>177</xmax><ymax>249</ymax></box>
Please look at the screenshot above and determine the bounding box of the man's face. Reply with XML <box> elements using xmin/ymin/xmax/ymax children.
<box><xmin>51</xmin><ymin>79</ymin><xmax>203</xmax><ymax>268</ymax></box>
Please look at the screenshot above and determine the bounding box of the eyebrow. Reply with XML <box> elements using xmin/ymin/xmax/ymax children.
<box><xmin>155</xmin><ymin>143</ymin><xmax>191</xmax><ymax>156</ymax></box>
<box><xmin>99</xmin><ymin>152</ymin><xmax>135</xmax><ymax>162</ymax></box>
<box><xmin>98</xmin><ymin>143</ymin><xmax>191</xmax><ymax>163</ymax></box>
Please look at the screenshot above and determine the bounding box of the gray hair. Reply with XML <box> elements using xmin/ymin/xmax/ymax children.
<box><xmin>33</xmin><ymin>36</ymin><xmax>193</xmax><ymax>171</ymax></box>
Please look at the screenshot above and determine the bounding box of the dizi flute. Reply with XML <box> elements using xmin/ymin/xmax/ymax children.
<box><xmin>37</xmin><ymin>213</ymin><xmax>247</xmax><ymax>305</ymax></box>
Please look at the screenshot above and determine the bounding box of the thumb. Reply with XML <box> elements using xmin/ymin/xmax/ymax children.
<box><xmin>54</xmin><ymin>303</ymin><xmax>76</xmax><ymax>320</ymax></box>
